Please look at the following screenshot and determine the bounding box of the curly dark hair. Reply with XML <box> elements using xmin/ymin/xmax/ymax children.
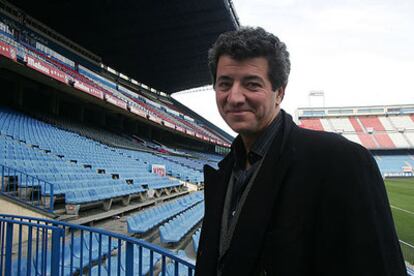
<box><xmin>208</xmin><ymin>27</ymin><xmax>290</xmax><ymax>91</ymax></box>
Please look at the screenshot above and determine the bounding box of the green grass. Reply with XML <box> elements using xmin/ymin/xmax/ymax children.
<box><xmin>384</xmin><ymin>178</ymin><xmax>414</xmax><ymax>246</ymax></box>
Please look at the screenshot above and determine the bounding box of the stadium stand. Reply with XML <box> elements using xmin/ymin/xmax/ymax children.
<box><xmin>192</xmin><ymin>228</ymin><xmax>201</xmax><ymax>253</ymax></box>
<box><xmin>0</xmin><ymin>106</ymin><xmax>222</xmax><ymax>215</ymax></box>
<box><xmin>161</xmin><ymin>154</ymin><xmax>212</xmax><ymax>173</ymax></box>
<box><xmin>374</xmin><ymin>133</ymin><xmax>395</xmax><ymax>149</ymax></box>
<box><xmin>0</xmin><ymin>17</ymin><xmax>232</xmax><ymax>147</ymax></box>
<box><xmin>297</xmin><ymin>105</ymin><xmax>414</xmax><ymax>176</ymax></box>
<box><xmin>0</xmin><ymin>1</ymin><xmax>234</xmax><ymax>275</ymax></box>
<box><xmin>127</xmin><ymin>192</ymin><xmax>204</xmax><ymax>234</ymax></box>
<box><xmin>117</xmin><ymin>148</ymin><xmax>204</xmax><ymax>184</ymax></box>
<box><xmin>407</xmin><ymin>132</ymin><xmax>414</xmax><ymax>146</ymax></box>
<box><xmin>378</xmin><ymin>116</ymin><xmax>395</xmax><ymax>131</ymax></box>
<box><xmin>40</xmin><ymin>115</ymin><xmax>151</xmax><ymax>152</ymax></box>
<box><xmin>348</xmin><ymin>117</ymin><xmax>364</xmax><ymax>132</ymax></box>
<box><xmin>319</xmin><ymin>118</ymin><xmax>334</xmax><ymax>132</ymax></box>
<box><xmin>159</xmin><ymin>202</ymin><xmax>204</xmax><ymax>244</ymax></box>
<box><xmin>329</xmin><ymin>117</ymin><xmax>355</xmax><ymax>132</ymax></box>
<box><xmin>388</xmin><ymin>132</ymin><xmax>411</xmax><ymax>148</ymax></box>
<box><xmin>373</xmin><ymin>153</ymin><xmax>414</xmax><ymax>174</ymax></box>
<box><xmin>359</xmin><ymin>116</ymin><xmax>385</xmax><ymax>131</ymax></box>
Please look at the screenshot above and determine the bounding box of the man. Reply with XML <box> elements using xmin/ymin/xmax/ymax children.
<box><xmin>195</xmin><ymin>27</ymin><xmax>406</xmax><ymax>275</ymax></box>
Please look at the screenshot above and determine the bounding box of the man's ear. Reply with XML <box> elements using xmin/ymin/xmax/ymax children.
<box><xmin>275</xmin><ymin>85</ymin><xmax>286</xmax><ymax>105</ymax></box>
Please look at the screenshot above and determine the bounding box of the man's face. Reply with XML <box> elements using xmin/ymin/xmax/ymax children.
<box><xmin>215</xmin><ymin>55</ymin><xmax>284</xmax><ymax>137</ymax></box>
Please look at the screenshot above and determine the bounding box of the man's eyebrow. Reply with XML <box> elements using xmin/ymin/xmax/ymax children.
<box><xmin>243</xmin><ymin>75</ymin><xmax>264</xmax><ymax>82</ymax></box>
<box><xmin>216</xmin><ymin>76</ymin><xmax>233</xmax><ymax>81</ymax></box>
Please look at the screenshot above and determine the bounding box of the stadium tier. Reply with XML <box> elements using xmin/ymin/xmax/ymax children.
<box><xmin>298</xmin><ymin>107</ymin><xmax>414</xmax><ymax>142</ymax></box>
<box><xmin>299</xmin><ymin>114</ymin><xmax>414</xmax><ymax>148</ymax></box>
<box><xmin>298</xmin><ymin>105</ymin><xmax>414</xmax><ymax>177</ymax></box>
<box><xmin>127</xmin><ymin>192</ymin><xmax>204</xmax><ymax>235</ymax></box>
<box><xmin>374</xmin><ymin>154</ymin><xmax>414</xmax><ymax>172</ymax></box>
<box><xmin>159</xmin><ymin>202</ymin><xmax>204</xmax><ymax>245</ymax></box>
<box><xmin>0</xmin><ymin>18</ymin><xmax>232</xmax><ymax>148</ymax></box>
<box><xmin>0</xmin><ymin>107</ymin><xmax>216</xmax><ymax>214</ymax></box>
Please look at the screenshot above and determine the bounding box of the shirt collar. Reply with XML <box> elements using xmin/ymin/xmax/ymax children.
<box><xmin>231</xmin><ymin>111</ymin><xmax>282</xmax><ymax>169</ymax></box>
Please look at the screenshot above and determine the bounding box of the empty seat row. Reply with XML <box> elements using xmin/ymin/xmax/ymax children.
<box><xmin>42</xmin><ymin>178</ymin><xmax>125</xmax><ymax>196</ymax></box>
<box><xmin>127</xmin><ymin>192</ymin><xmax>204</xmax><ymax>234</ymax></box>
<box><xmin>1</xmin><ymin>108</ymin><xmax>199</xmax><ymax>209</ymax></box>
<box><xmin>374</xmin><ymin>154</ymin><xmax>414</xmax><ymax>174</ymax></box>
<box><xmin>65</xmin><ymin>184</ymin><xmax>145</xmax><ymax>204</ymax></box>
<box><xmin>159</xmin><ymin>202</ymin><xmax>204</xmax><ymax>244</ymax></box>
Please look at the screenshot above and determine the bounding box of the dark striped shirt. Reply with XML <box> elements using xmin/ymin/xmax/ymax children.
<box><xmin>228</xmin><ymin>112</ymin><xmax>282</xmax><ymax>224</ymax></box>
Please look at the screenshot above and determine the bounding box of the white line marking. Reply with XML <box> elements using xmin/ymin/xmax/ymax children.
<box><xmin>391</xmin><ymin>205</ymin><xmax>414</xmax><ymax>215</ymax></box>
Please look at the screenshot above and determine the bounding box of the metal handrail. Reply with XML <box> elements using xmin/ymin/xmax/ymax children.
<box><xmin>0</xmin><ymin>217</ymin><xmax>64</xmax><ymax>276</ymax></box>
<box><xmin>1</xmin><ymin>163</ymin><xmax>55</xmax><ymax>212</ymax></box>
<box><xmin>400</xmin><ymin>240</ymin><xmax>414</xmax><ymax>266</ymax></box>
<box><xmin>0</xmin><ymin>213</ymin><xmax>196</xmax><ymax>275</ymax></box>
<box><xmin>0</xmin><ymin>213</ymin><xmax>189</xmax><ymax>262</ymax></box>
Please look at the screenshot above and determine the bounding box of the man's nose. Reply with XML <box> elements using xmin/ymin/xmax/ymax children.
<box><xmin>227</xmin><ymin>83</ymin><xmax>245</xmax><ymax>105</ymax></box>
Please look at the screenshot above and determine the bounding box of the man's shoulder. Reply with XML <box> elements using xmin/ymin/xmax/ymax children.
<box><xmin>289</xmin><ymin>126</ymin><xmax>382</xmax><ymax>197</ymax></box>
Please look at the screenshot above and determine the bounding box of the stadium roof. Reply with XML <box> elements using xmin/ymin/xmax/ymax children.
<box><xmin>296</xmin><ymin>104</ymin><xmax>414</xmax><ymax>119</ymax></box>
<box><xmin>10</xmin><ymin>0</ymin><xmax>239</xmax><ymax>94</ymax></box>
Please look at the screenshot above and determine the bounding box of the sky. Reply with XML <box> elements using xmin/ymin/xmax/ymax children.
<box><xmin>173</xmin><ymin>0</ymin><xmax>414</xmax><ymax>137</ymax></box>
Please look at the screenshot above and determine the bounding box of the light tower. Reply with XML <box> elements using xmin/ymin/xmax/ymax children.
<box><xmin>308</xmin><ymin>90</ymin><xmax>325</xmax><ymax>107</ymax></box>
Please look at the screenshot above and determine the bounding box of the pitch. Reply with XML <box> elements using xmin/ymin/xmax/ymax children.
<box><xmin>385</xmin><ymin>178</ymin><xmax>414</xmax><ymax>246</ymax></box>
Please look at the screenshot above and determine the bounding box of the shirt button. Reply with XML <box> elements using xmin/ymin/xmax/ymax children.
<box><xmin>248</xmin><ymin>152</ymin><xmax>254</xmax><ymax>160</ymax></box>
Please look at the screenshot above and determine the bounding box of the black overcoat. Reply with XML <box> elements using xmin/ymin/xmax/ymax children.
<box><xmin>196</xmin><ymin>111</ymin><xmax>406</xmax><ymax>276</ymax></box>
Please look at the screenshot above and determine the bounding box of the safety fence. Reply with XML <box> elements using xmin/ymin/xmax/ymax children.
<box><xmin>1</xmin><ymin>164</ymin><xmax>55</xmax><ymax>212</ymax></box>
<box><xmin>401</xmin><ymin>240</ymin><xmax>414</xmax><ymax>266</ymax></box>
<box><xmin>0</xmin><ymin>214</ymin><xmax>195</xmax><ymax>275</ymax></box>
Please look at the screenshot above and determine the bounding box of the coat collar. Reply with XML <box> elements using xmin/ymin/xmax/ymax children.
<box><xmin>218</xmin><ymin>110</ymin><xmax>297</xmax><ymax>275</ymax></box>
<box><xmin>196</xmin><ymin>160</ymin><xmax>233</xmax><ymax>276</ymax></box>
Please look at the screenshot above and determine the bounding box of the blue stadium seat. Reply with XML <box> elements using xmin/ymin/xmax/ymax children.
<box><xmin>192</xmin><ymin>228</ymin><xmax>201</xmax><ymax>253</ymax></box>
<box><xmin>159</xmin><ymin>202</ymin><xmax>204</xmax><ymax>244</ymax></box>
<box><xmin>127</xmin><ymin>192</ymin><xmax>204</xmax><ymax>234</ymax></box>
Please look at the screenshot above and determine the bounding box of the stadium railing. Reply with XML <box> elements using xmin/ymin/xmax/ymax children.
<box><xmin>1</xmin><ymin>164</ymin><xmax>55</xmax><ymax>212</ymax></box>
<box><xmin>0</xmin><ymin>213</ymin><xmax>195</xmax><ymax>276</ymax></box>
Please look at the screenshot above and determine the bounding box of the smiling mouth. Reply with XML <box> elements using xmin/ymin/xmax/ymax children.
<box><xmin>227</xmin><ymin>110</ymin><xmax>250</xmax><ymax>114</ymax></box>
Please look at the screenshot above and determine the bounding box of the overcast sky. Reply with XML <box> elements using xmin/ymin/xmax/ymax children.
<box><xmin>173</xmin><ymin>0</ymin><xmax>414</xmax><ymax>137</ymax></box>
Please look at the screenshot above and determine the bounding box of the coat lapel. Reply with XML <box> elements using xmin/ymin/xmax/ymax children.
<box><xmin>220</xmin><ymin>112</ymin><xmax>297</xmax><ymax>275</ymax></box>
<box><xmin>195</xmin><ymin>157</ymin><xmax>233</xmax><ymax>276</ymax></box>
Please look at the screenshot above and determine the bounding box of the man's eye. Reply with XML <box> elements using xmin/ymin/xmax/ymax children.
<box><xmin>217</xmin><ymin>82</ymin><xmax>231</xmax><ymax>90</ymax></box>
<box><xmin>246</xmin><ymin>82</ymin><xmax>261</xmax><ymax>90</ymax></box>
